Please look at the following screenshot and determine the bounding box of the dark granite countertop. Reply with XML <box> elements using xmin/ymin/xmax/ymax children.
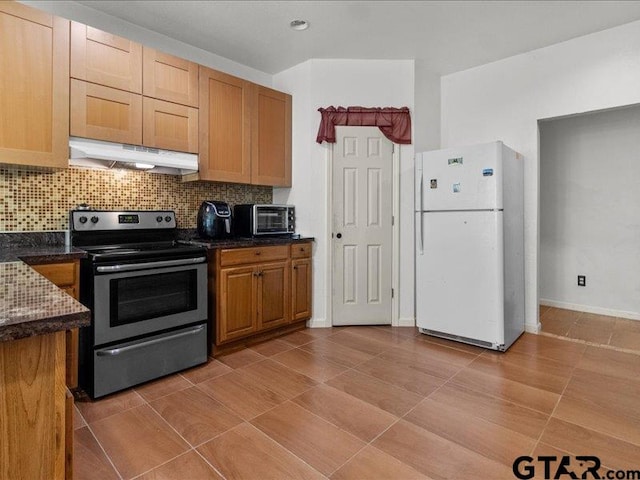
<box><xmin>0</xmin><ymin>262</ymin><xmax>90</xmax><ymax>342</ymax></box>
<box><xmin>180</xmin><ymin>235</ymin><xmax>315</xmax><ymax>249</ymax></box>
<box><xmin>0</xmin><ymin>232</ymin><xmax>311</xmax><ymax>342</ymax></box>
<box><xmin>1</xmin><ymin>245</ymin><xmax>88</xmax><ymax>263</ymax></box>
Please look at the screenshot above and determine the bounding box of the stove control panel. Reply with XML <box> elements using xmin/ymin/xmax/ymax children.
<box><xmin>71</xmin><ymin>210</ymin><xmax>177</xmax><ymax>231</ymax></box>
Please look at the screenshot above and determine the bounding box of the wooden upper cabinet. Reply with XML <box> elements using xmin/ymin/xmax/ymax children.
<box><xmin>198</xmin><ymin>66</ymin><xmax>251</xmax><ymax>183</ymax></box>
<box><xmin>71</xmin><ymin>21</ymin><xmax>142</xmax><ymax>93</ymax></box>
<box><xmin>0</xmin><ymin>2</ymin><xmax>69</xmax><ymax>169</ymax></box>
<box><xmin>70</xmin><ymin>79</ymin><xmax>142</xmax><ymax>144</ymax></box>
<box><xmin>251</xmin><ymin>84</ymin><xmax>292</xmax><ymax>187</ymax></box>
<box><xmin>143</xmin><ymin>47</ymin><xmax>198</xmax><ymax>107</ymax></box>
<box><xmin>143</xmin><ymin>97</ymin><xmax>198</xmax><ymax>153</ymax></box>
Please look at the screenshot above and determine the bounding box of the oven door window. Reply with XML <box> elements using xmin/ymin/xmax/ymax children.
<box><xmin>257</xmin><ymin>209</ymin><xmax>287</xmax><ymax>232</ymax></box>
<box><xmin>109</xmin><ymin>270</ymin><xmax>197</xmax><ymax>327</ymax></box>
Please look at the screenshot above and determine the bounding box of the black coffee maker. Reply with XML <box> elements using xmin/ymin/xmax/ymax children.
<box><xmin>197</xmin><ymin>201</ymin><xmax>232</xmax><ymax>239</ymax></box>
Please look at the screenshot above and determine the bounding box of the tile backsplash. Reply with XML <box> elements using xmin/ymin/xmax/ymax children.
<box><xmin>0</xmin><ymin>167</ymin><xmax>272</xmax><ymax>231</ymax></box>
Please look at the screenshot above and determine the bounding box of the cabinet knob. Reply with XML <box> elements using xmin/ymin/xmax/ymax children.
<box><xmin>293</xmin><ymin>265</ymin><xmax>298</xmax><ymax>270</ymax></box>
<box><xmin>255</xmin><ymin>251</ymin><xmax>261</xmax><ymax>255</ymax></box>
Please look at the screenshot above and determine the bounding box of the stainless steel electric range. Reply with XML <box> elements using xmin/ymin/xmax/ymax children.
<box><xmin>71</xmin><ymin>209</ymin><xmax>208</xmax><ymax>398</ymax></box>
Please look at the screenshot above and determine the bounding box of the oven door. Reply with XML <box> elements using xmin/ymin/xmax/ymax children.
<box><xmin>92</xmin><ymin>257</ymin><xmax>207</xmax><ymax>346</ymax></box>
<box><xmin>255</xmin><ymin>206</ymin><xmax>289</xmax><ymax>234</ymax></box>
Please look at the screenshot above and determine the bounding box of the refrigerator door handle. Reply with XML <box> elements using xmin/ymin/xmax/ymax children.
<box><xmin>420</xmin><ymin>175</ymin><xmax>424</xmax><ymax>212</ymax></box>
<box><xmin>417</xmin><ymin>173</ymin><xmax>425</xmax><ymax>255</ymax></box>
<box><xmin>419</xmin><ymin>213</ymin><xmax>424</xmax><ymax>255</ymax></box>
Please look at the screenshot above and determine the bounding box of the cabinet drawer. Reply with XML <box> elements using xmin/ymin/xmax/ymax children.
<box><xmin>220</xmin><ymin>245</ymin><xmax>289</xmax><ymax>267</ymax></box>
<box><xmin>291</xmin><ymin>242</ymin><xmax>312</xmax><ymax>259</ymax></box>
<box><xmin>31</xmin><ymin>262</ymin><xmax>77</xmax><ymax>287</ymax></box>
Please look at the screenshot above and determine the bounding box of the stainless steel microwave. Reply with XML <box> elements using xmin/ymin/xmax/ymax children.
<box><xmin>233</xmin><ymin>204</ymin><xmax>295</xmax><ymax>236</ymax></box>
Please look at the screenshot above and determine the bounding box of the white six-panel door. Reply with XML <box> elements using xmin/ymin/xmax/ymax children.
<box><xmin>332</xmin><ymin>126</ymin><xmax>393</xmax><ymax>325</ymax></box>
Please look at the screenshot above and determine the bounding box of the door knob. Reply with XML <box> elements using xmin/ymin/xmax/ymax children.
<box><xmin>336</xmin><ymin>233</ymin><xmax>342</xmax><ymax>239</ymax></box>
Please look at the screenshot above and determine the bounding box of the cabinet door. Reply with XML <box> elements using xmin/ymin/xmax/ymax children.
<box><xmin>143</xmin><ymin>97</ymin><xmax>198</xmax><ymax>153</ymax></box>
<box><xmin>292</xmin><ymin>258</ymin><xmax>312</xmax><ymax>321</ymax></box>
<box><xmin>198</xmin><ymin>67</ymin><xmax>251</xmax><ymax>183</ymax></box>
<box><xmin>0</xmin><ymin>3</ymin><xmax>69</xmax><ymax>168</ymax></box>
<box><xmin>71</xmin><ymin>21</ymin><xmax>142</xmax><ymax>93</ymax></box>
<box><xmin>70</xmin><ymin>79</ymin><xmax>143</xmax><ymax>144</ymax></box>
<box><xmin>143</xmin><ymin>47</ymin><xmax>198</xmax><ymax>107</ymax></box>
<box><xmin>250</xmin><ymin>84</ymin><xmax>292</xmax><ymax>187</ymax></box>
<box><xmin>218</xmin><ymin>266</ymin><xmax>257</xmax><ymax>343</ymax></box>
<box><xmin>257</xmin><ymin>261</ymin><xmax>290</xmax><ymax>331</ymax></box>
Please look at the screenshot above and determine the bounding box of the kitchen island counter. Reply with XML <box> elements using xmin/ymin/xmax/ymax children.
<box><xmin>0</xmin><ymin>261</ymin><xmax>90</xmax><ymax>342</ymax></box>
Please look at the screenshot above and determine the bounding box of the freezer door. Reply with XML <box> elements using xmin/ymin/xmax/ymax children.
<box><xmin>416</xmin><ymin>211</ymin><xmax>505</xmax><ymax>345</ymax></box>
<box><xmin>421</xmin><ymin>141</ymin><xmax>503</xmax><ymax>211</ymax></box>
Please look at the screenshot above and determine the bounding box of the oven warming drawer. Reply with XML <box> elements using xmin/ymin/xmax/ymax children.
<box><xmin>92</xmin><ymin>323</ymin><xmax>207</xmax><ymax>398</ymax></box>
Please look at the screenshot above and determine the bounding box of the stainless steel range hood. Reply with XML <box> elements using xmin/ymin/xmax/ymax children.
<box><xmin>69</xmin><ymin>137</ymin><xmax>198</xmax><ymax>176</ymax></box>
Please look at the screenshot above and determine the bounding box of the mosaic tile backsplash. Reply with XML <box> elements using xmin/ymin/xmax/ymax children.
<box><xmin>0</xmin><ymin>167</ymin><xmax>272</xmax><ymax>231</ymax></box>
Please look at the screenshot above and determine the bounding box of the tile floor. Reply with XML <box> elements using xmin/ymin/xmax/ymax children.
<box><xmin>73</xmin><ymin>327</ymin><xmax>640</xmax><ymax>479</ymax></box>
<box><xmin>540</xmin><ymin>305</ymin><xmax>640</xmax><ymax>352</ymax></box>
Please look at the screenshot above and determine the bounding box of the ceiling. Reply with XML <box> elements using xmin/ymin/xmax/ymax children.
<box><xmin>75</xmin><ymin>1</ymin><xmax>640</xmax><ymax>76</ymax></box>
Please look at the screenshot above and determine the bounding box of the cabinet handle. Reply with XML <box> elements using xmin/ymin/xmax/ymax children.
<box><xmin>255</xmin><ymin>251</ymin><xmax>261</xmax><ymax>256</ymax></box>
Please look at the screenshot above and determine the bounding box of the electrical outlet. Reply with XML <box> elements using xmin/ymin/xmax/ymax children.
<box><xmin>577</xmin><ymin>275</ymin><xmax>586</xmax><ymax>287</ymax></box>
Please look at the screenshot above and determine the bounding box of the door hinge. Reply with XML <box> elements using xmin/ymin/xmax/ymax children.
<box><xmin>392</xmin><ymin>216</ymin><xmax>395</xmax><ymax>226</ymax></box>
<box><xmin>392</xmin><ymin>143</ymin><xmax>395</xmax><ymax>153</ymax></box>
<box><xmin>391</xmin><ymin>288</ymin><xmax>394</xmax><ymax>298</ymax></box>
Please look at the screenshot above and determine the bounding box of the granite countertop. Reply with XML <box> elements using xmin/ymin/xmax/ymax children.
<box><xmin>0</xmin><ymin>245</ymin><xmax>88</xmax><ymax>263</ymax></box>
<box><xmin>0</xmin><ymin>262</ymin><xmax>90</xmax><ymax>342</ymax></box>
<box><xmin>0</xmin><ymin>232</ymin><xmax>311</xmax><ymax>342</ymax></box>
<box><xmin>180</xmin><ymin>235</ymin><xmax>315</xmax><ymax>249</ymax></box>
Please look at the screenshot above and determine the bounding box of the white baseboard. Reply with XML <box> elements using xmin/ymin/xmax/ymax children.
<box><xmin>525</xmin><ymin>322</ymin><xmax>541</xmax><ymax>334</ymax></box>
<box><xmin>307</xmin><ymin>317</ymin><xmax>330</xmax><ymax>328</ymax></box>
<box><xmin>540</xmin><ymin>298</ymin><xmax>640</xmax><ymax>321</ymax></box>
<box><xmin>396</xmin><ymin>317</ymin><xmax>416</xmax><ymax>327</ymax></box>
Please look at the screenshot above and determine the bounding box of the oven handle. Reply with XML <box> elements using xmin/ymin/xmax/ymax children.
<box><xmin>96</xmin><ymin>256</ymin><xmax>207</xmax><ymax>273</ymax></box>
<box><xmin>96</xmin><ymin>324</ymin><xmax>206</xmax><ymax>356</ymax></box>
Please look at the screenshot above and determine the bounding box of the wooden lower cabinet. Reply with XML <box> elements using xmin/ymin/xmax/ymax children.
<box><xmin>292</xmin><ymin>258</ymin><xmax>312</xmax><ymax>321</ymax></box>
<box><xmin>218</xmin><ymin>265</ymin><xmax>257</xmax><ymax>343</ymax></box>
<box><xmin>213</xmin><ymin>242</ymin><xmax>312</xmax><ymax>347</ymax></box>
<box><xmin>257</xmin><ymin>261</ymin><xmax>290</xmax><ymax>331</ymax></box>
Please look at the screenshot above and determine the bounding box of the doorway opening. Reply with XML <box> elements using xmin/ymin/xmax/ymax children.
<box><xmin>538</xmin><ymin>105</ymin><xmax>640</xmax><ymax>352</ymax></box>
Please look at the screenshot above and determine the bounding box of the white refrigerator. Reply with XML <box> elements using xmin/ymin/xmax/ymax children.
<box><xmin>415</xmin><ymin>141</ymin><xmax>524</xmax><ymax>351</ymax></box>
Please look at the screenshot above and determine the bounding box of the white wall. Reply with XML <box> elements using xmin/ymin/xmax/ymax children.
<box><xmin>414</xmin><ymin>60</ymin><xmax>441</xmax><ymax>152</ymax></box>
<box><xmin>441</xmin><ymin>19</ymin><xmax>640</xmax><ymax>331</ymax></box>
<box><xmin>273</xmin><ymin>59</ymin><xmax>415</xmax><ymax>327</ymax></box>
<box><xmin>539</xmin><ymin>106</ymin><xmax>640</xmax><ymax>319</ymax></box>
<box><xmin>21</xmin><ymin>1</ymin><xmax>271</xmax><ymax>86</ymax></box>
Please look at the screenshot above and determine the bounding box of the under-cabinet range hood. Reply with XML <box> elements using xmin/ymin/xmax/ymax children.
<box><xmin>69</xmin><ymin>137</ymin><xmax>198</xmax><ymax>176</ymax></box>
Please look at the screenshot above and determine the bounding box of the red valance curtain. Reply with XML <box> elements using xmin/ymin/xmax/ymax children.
<box><xmin>316</xmin><ymin>106</ymin><xmax>412</xmax><ymax>144</ymax></box>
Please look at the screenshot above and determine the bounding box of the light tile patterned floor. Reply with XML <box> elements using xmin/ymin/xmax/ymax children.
<box><xmin>73</xmin><ymin>327</ymin><xmax>640</xmax><ymax>479</ymax></box>
<box><xmin>540</xmin><ymin>305</ymin><xmax>640</xmax><ymax>352</ymax></box>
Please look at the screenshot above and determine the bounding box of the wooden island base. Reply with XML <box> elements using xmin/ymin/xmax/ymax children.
<box><xmin>0</xmin><ymin>331</ymin><xmax>69</xmax><ymax>480</ymax></box>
